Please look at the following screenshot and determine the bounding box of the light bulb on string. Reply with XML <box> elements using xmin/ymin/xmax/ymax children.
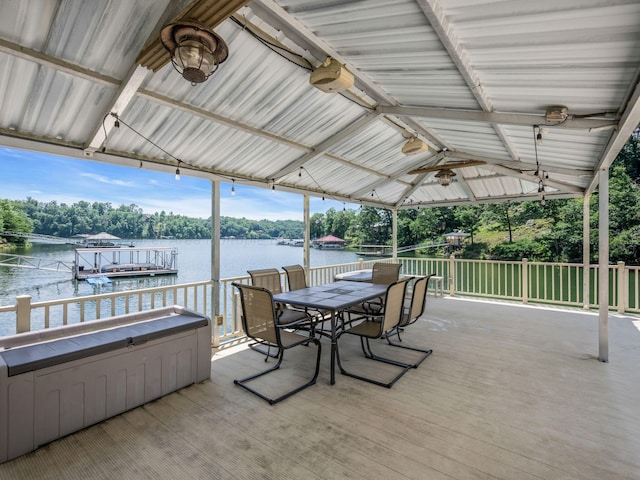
<box><xmin>175</xmin><ymin>166</ymin><xmax>180</xmax><ymax>181</ymax></box>
<box><xmin>231</xmin><ymin>179</ymin><xmax>236</xmax><ymax>197</ymax></box>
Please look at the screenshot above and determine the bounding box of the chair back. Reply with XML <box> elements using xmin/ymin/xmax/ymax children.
<box><xmin>282</xmin><ymin>264</ymin><xmax>307</xmax><ymax>291</ymax></box>
<box><xmin>399</xmin><ymin>274</ymin><xmax>432</xmax><ymax>328</ymax></box>
<box><xmin>371</xmin><ymin>262</ymin><xmax>402</xmax><ymax>284</ymax></box>
<box><xmin>248</xmin><ymin>268</ymin><xmax>283</xmax><ymax>294</ymax></box>
<box><xmin>233</xmin><ymin>283</ymin><xmax>279</xmax><ymax>346</ymax></box>
<box><xmin>381</xmin><ymin>280</ymin><xmax>409</xmax><ymax>333</ymax></box>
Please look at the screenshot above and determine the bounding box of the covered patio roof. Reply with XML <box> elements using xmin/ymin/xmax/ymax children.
<box><xmin>1</xmin><ymin>0</ymin><xmax>639</xmax><ymax>209</ymax></box>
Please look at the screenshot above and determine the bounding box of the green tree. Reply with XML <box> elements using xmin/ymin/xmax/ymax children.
<box><xmin>0</xmin><ymin>200</ymin><xmax>33</xmax><ymax>246</ymax></box>
<box><xmin>310</xmin><ymin>213</ymin><xmax>325</xmax><ymax>239</ymax></box>
<box><xmin>453</xmin><ymin>205</ymin><xmax>482</xmax><ymax>244</ymax></box>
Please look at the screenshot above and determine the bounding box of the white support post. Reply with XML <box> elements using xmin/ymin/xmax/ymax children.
<box><xmin>583</xmin><ymin>195</ymin><xmax>591</xmax><ymax>310</ymax></box>
<box><xmin>392</xmin><ymin>208</ymin><xmax>398</xmax><ymax>260</ymax></box>
<box><xmin>448</xmin><ymin>254</ymin><xmax>456</xmax><ymax>296</ymax></box>
<box><xmin>598</xmin><ymin>168</ymin><xmax>609</xmax><ymax>362</ymax></box>
<box><xmin>522</xmin><ymin>258</ymin><xmax>528</xmax><ymax>304</ymax></box>
<box><xmin>303</xmin><ymin>195</ymin><xmax>311</xmax><ymax>279</ymax></box>
<box><xmin>617</xmin><ymin>261</ymin><xmax>626</xmax><ymax>314</ymax></box>
<box><xmin>211</xmin><ymin>180</ymin><xmax>221</xmax><ymax>348</ymax></box>
<box><xmin>16</xmin><ymin>295</ymin><xmax>32</xmax><ymax>333</ymax></box>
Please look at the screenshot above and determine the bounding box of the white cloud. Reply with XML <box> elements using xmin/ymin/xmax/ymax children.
<box><xmin>80</xmin><ymin>172</ymin><xmax>136</xmax><ymax>187</ymax></box>
<box><xmin>1</xmin><ymin>147</ymin><xmax>358</xmax><ymax>220</ymax></box>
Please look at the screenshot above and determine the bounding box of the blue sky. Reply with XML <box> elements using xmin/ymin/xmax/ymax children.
<box><xmin>0</xmin><ymin>146</ymin><xmax>352</xmax><ymax>221</ymax></box>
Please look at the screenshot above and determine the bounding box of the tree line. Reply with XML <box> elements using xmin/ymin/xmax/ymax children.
<box><xmin>0</xmin><ymin>198</ymin><xmax>306</xmax><ymax>244</ymax></box>
<box><xmin>2</xmin><ymin>132</ymin><xmax>639</xmax><ymax>263</ymax></box>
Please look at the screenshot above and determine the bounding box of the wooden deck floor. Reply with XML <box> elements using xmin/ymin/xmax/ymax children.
<box><xmin>1</xmin><ymin>297</ymin><xmax>639</xmax><ymax>480</ymax></box>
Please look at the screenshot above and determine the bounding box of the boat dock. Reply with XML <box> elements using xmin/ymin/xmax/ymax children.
<box><xmin>355</xmin><ymin>244</ymin><xmax>393</xmax><ymax>257</ymax></box>
<box><xmin>74</xmin><ymin>247</ymin><xmax>178</xmax><ymax>280</ymax></box>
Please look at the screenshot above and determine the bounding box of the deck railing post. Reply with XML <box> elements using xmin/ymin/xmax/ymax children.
<box><xmin>448</xmin><ymin>254</ymin><xmax>456</xmax><ymax>296</ymax></box>
<box><xmin>212</xmin><ymin>282</ymin><xmax>221</xmax><ymax>348</ymax></box>
<box><xmin>16</xmin><ymin>295</ymin><xmax>32</xmax><ymax>333</ymax></box>
<box><xmin>522</xmin><ymin>258</ymin><xmax>529</xmax><ymax>304</ymax></box>
<box><xmin>617</xmin><ymin>261</ymin><xmax>626</xmax><ymax>313</ymax></box>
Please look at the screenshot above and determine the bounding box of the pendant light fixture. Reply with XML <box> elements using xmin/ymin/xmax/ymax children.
<box><xmin>160</xmin><ymin>20</ymin><xmax>228</xmax><ymax>85</ymax></box>
<box><xmin>435</xmin><ymin>168</ymin><xmax>456</xmax><ymax>187</ymax></box>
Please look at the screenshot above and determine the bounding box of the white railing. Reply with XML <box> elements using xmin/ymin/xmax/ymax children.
<box><xmin>1</xmin><ymin>280</ymin><xmax>212</xmax><ymax>335</ymax></box>
<box><xmin>2</xmin><ymin>258</ymin><xmax>639</xmax><ymax>342</ymax></box>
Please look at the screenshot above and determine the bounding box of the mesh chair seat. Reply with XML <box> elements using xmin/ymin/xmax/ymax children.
<box><xmin>343</xmin><ymin>320</ymin><xmax>384</xmax><ymax>337</ymax></box>
<box><xmin>278</xmin><ymin>307</ymin><xmax>310</xmax><ymax>325</ymax></box>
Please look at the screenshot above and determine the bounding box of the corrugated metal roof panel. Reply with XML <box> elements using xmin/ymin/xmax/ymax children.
<box><xmin>0</xmin><ymin>52</ymin><xmax>116</xmax><ymax>144</ymax></box>
<box><xmin>1</xmin><ymin>0</ymin><xmax>639</xmax><ymax>210</ymax></box>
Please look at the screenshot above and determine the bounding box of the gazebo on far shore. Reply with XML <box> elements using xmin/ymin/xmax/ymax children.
<box><xmin>312</xmin><ymin>235</ymin><xmax>346</xmax><ymax>250</ymax></box>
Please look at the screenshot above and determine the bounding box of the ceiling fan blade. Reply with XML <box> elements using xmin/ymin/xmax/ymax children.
<box><xmin>408</xmin><ymin>159</ymin><xmax>486</xmax><ymax>175</ymax></box>
<box><xmin>408</xmin><ymin>164</ymin><xmax>447</xmax><ymax>174</ymax></box>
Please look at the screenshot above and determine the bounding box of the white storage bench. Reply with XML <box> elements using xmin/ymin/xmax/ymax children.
<box><xmin>0</xmin><ymin>306</ymin><xmax>211</xmax><ymax>464</ymax></box>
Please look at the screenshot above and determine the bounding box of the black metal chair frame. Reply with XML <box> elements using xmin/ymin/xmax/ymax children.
<box><xmin>336</xmin><ymin>280</ymin><xmax>413</xmax><ymax>388</ymax></box>
<box><xmin>232</xmin><ymin>282</ymin><xmax>321</xmax><ymax>405</ymax></box>
<box><xmin>384</xmin><ymin>274</ymin><xmax>434</xmax><ymax>367</ymax></box>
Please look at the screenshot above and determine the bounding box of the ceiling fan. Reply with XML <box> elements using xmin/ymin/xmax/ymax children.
<box><xmin>408</xmin><ymin>159</ymin><xmax>486</xmax><ymax>186</ymax></box>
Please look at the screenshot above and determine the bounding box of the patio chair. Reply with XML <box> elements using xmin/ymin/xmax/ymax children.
<box><xmin>248</xmin><ymin>268</ymin><xmax>312</xmax><ymax>324</ymax></box>
<box><xmin>232</xmin><ymin>283</ymin><xmax>321</xmax><ymax>405</ymax></box>
<box><xmin>336</xmin><ymin>280</ymin><xmax>413</xmax><ymax>388</ymax></box>
<box><xmin>282</xmin><ymin>264</ymin><xmax>307</xmax><ymax>291</ymax></box>
<box><xmin>247</xmin><ymin>268</ymin><xmax>313</xmax><ymax>358</ymax></box>
<box><xmin>384</xmin><ymin>274</ymin><xmax>434</xmax><ymax>367</ymax></box>
<box><xmin>344</xmin><ymin>262</ymin><xmax>402</xmax><ymax>324</ymax></box>
<box><xmin>282</xmin><ymin>264</ymin><xmax>329</xmax><ymax>323</ymax></box>
<box><xmin>371</xmin><ymin>262</ymin><xmax>402</xmax><ymax>284</ymax></box>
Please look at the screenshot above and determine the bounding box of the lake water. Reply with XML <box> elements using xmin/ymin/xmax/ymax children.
<box><xmin>0</xmin><ymin>239</ymin><xmax>362</xmax><ymax>335</ymax></box>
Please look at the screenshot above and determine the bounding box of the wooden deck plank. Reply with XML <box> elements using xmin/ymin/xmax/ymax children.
<box><xmin>1</xmin><ymin>297</ymin><xmax>639</xmax><ymax>480</ymax></box>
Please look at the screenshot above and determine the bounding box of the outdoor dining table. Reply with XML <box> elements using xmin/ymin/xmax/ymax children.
<box><xmin>273</xmin><ymin>280</ymin><xmax>389</xmax><ymax>385</ymax></box>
